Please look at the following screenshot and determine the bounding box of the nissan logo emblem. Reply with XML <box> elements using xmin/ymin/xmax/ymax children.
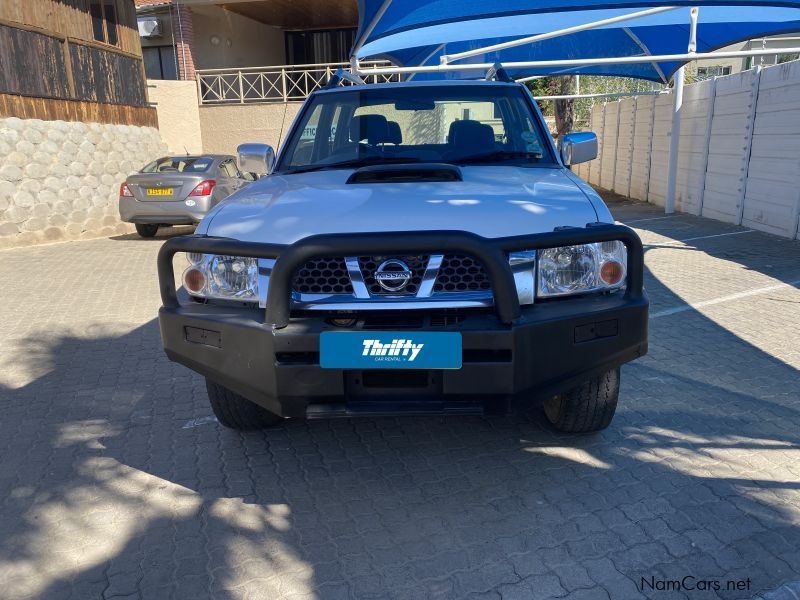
<box><xmin>374</xmin><ymin>259</ymin><xmax>413</xmax><ymax>292</ymax></box>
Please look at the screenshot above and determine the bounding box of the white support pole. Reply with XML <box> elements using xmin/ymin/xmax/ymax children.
<box><xmin>350</xmin><ymin>0</ymin><xmax>393</xmax><ymax>71</ymax></box>
<box><xmin>665</xmin><ymin>7</ymin><xmax>699</xmax><ymax>214</ymax></box>
<box><xmin>440</xmin><ymin>6</ymin><xmax>680</xmax><ymax>65</ymax></box>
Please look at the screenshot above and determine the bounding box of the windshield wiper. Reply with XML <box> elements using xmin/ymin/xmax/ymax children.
<box><xmin>450</xmin><ymin>150</ymin><xmax>542</xmax><ymax>165</ymax></box>
<box><xmin>283</xmin><ymin>156</ymin><xmax>422</xmax><ymax>175</ymax></box>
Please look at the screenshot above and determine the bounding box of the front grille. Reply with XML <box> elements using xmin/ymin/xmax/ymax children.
<box><xmin>434</xmin><ymin>255</ymin><xmax>492</xmax><ymax>292</ymax></box>
<box><xmin>292</xmin><ymin>257</ymin><xmax>353</xmax><ymax>294</ymax></box>
<box><xmin>290</xmin><ymin>253</ymin><xmax>493</xmax><ymax>299</ymax></box>
<box><xmin>359</xmin><ymin>255</ymin><xmax>429</xmax><ymax>296</ymax></box>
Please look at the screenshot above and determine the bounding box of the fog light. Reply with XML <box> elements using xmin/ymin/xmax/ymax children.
<box><xmin>329</xmin><ymin>318</ymin><xmax>357</xmax><ymax>328</ymax></box>
<box><xmin>599</xmin><ymin>260</ymin><xmax>625</xmax><ymax>286</ymax></box>
<box><xmin>184</xmin><ymin>268</ymin><xmax>206</xmax><ymax>293</ymax></box>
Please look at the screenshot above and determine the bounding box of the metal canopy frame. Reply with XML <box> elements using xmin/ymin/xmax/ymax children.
<box><xmin>354</xmin><ymin>46</ymin><xmax>800</xmax><ymax>76</ymax></box>
<box><xmin>350</xmin><ymin>3</ymin><xmax>800</xmax><ymax>214</ymax></box>
<box><xmin>439</xmin><ymin>6</ymin><xmax>682</xmax><ymax>65</ymax></box>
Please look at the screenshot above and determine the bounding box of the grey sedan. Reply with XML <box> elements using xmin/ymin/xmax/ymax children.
<box><xmin>119</xmin><ymin>155</ymin><xmax>255</xmax><ymax>238</ymax></box>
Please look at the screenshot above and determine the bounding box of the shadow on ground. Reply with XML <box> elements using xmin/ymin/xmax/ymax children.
<box><xmin>1</xmin><ymin>203</ymin><xmax>799</xmax><ymax>600</ymax></box>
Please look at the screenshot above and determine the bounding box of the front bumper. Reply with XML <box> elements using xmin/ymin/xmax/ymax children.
<box><xmin>160</xmin><ymin>293</ymin><xmax>648</xmax><ymax>417</ymax></box>
<box><xmin>157</xmin><ymin>224</ymin><xmax>649</xmax><ymax>417</ymax></box>
<box><xmin>119</xmin><ymin>195</ymin><xmax>212</xmax><ymax>225</ymax></box>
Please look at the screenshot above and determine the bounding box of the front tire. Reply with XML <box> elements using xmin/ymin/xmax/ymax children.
<box><xmin>135</xmin><ymin>223</ymin><xmax>159</xmax><ymax>238</ymax></box>
<box><xmin>205</xmin><ymin>379</ymin><xmax>282</xmax><ymax>430</ymax></box>
<box><xmin>543</xmin><ymin>369</ymin><xmax>620</xmax><ymax>433</ymax></box>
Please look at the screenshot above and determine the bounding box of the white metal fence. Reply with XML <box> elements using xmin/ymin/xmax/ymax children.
<box><xmin>196</xmin><ymin>62</ymin><xmax>399</xmax><ymax>104</ymax></box>
<box><xmin>574</xmin><ymin>59</ymin><xmax>800</xmax><ymax>240</ymax></box>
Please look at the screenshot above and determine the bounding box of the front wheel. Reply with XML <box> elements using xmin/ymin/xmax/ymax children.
<box><xmin>543</xmin><ymin>369</ymin><xmax>620</xmax><ymax>433</ymax></box>
<box><xmin>135</xmin><ymin>223</ymin><xmax>159</xmax><ymax>238</ymax></box>
<box><xmin>205</xmin><ymin>379</ymin><xmax>282</xmax><ymax>430</ymax></box>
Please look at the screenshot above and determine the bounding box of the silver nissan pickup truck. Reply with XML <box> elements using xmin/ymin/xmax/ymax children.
<box><xmin>156</xmin><ymin>74</ymin><xmax>648</xmax><ymax>433</ymax></box>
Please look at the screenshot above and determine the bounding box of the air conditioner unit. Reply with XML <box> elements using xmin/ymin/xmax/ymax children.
<box><xmin>138</xmin><ymin>17</ymin><xmax>162</xmax><ymax>38</ymax></box>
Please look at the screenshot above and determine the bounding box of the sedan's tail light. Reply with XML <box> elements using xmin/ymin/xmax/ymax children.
<box><xmin>189</xmin><ymin>180</ymin><xmax>216</xmax><ymax>196</ymax></box>
<box><xmin>119</xmin><ymin>182</ymin><xmax>133</xmax><ymax>197</ymax></box>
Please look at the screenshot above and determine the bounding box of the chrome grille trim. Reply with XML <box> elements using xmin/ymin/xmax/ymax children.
<box><xmin>345</xmin><ymin>256</ymin><xmax>370</xmax><ymax>299</ymax></box>
<box><xmin>417</xmin><ymin>255</ymin><xmax>444</xmax><ymax>298</ymax></box>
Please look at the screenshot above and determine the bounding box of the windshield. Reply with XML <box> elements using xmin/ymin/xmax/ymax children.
<box><xmin>276</xmin><ymin>85</ymin><xmax>554</xmax><ymax>173</ymax></box>
<box><xmin>141</xmin><ymin>156</ymin><xmax>214</xmax><ymax>173</ymax></box>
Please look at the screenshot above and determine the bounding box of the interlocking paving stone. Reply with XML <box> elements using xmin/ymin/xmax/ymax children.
<box><xmin>0</xmin><ymin>198</ymin><xmax>799</xmax><ymax>599</ymax></box>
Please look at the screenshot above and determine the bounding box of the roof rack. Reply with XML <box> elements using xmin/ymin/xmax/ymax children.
<box><xmin>324</xmin><ymin>68</ymin><xmax>366</xmax><ymax>89</ymax></box>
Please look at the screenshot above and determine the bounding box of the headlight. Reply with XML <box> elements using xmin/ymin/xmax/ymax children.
<box><xmin>182</xmin><ymin>254</ymin><xmax>259</xmax><ymax>301</ymax></box>
<box><xmin>537</xmin><ymin>241</ymin><xmax>626</xmax><ymax>298</ymax></box>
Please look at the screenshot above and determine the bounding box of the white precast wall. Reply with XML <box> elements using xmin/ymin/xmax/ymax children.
<box><xmin>672</xmin><ymin>78</ymin><xmax>716</xmax><ymax>215</ymax></box>
<box><xmin>612</xmin><ymin>97</ymin><xmax>636</xmax><ymax>196</ymax></box>
<box><xmin>587</xmin><ymin>104</ymin><xmax>605</xmax><ymax>185</ymax></box>
<box><xmin>742</xmin><ymin>61</ymin><xmax>800</xmax><ymax>238</ymax></box>
<box><xmin>600</xmin><ymin>102</ymin><xmax>619</xmax><ymax>190</ymax></box>
<box><xmin>629</xmin><ymin>95</ymin><xmax>655</xmax><ymax>201</ymax></box>
<box><xmin>577</xmin><ymin>60</ymin><xmax>800</xmax><ymax>239</ymax></box>
<box><xmin>701</xmin><ymin>68</ymin><xmax>760</xmax><ymax>224</ymax></box>
<box><xmin>646</xmin><ymin>93</ymin><xmax>674</xmax><ymax>207</ymax></box>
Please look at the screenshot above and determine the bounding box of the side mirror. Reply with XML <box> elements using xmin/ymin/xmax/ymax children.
<box><xmin>559</xmin><ymin>132</ymin><xmax>598</xmax><ymax>166</ymax></box>
<box><xmin>237</xmin><ymin>143</ymin><xmax>275</xmax><ymax>175</ymax></box>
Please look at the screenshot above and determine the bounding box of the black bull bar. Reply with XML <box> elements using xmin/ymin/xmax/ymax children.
<box><xmin>157</xmin><ymin>224</ymin><xmax>644</xmax><ymax>329</ymax></box>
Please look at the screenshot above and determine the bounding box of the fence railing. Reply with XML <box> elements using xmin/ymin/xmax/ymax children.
<box><xmin>196</xmin><ymin>61</ymin><xmax>400</xmax><ymax>104</ymax></box>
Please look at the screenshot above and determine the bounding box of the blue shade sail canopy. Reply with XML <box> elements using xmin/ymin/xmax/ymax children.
<box><xmin>355</xmin><ymin>2</ymin><xmax>800</xmax><ymax>82</ymax></box>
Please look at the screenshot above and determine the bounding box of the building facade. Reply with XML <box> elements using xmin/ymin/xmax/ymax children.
<box><xmin>134</xmin><ymin>0</ymin><xmax>358</xmax><ymax>80</ymax></box>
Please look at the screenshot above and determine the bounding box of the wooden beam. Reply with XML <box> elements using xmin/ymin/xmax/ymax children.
<box><xmin>0</xmin><ymin>93</ymin><xmax>159</xmax><ymax>127</ymax></box>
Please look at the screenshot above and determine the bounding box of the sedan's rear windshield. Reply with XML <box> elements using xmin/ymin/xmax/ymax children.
<box><xmin>277</xmin><ymin>85</ymin><xmax>554</xmax><ymax>173</ymax></box>
<box><xmin>142</xmin><ymin>157</ymin><xmax>213</xmax><ymax>173</ymax></box>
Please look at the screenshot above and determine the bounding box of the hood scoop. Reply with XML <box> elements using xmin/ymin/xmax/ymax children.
<box><xmin>347</xmin><ymin>163</ymin><xmax>462</xmax><ymax>184</ymax></box>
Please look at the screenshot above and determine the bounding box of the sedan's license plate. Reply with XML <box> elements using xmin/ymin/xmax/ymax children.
<box><xmin>320</xmin><ymin>331</ymin><xmax>462</xmax><ymax>369</ymax></box>
<box><xmin>146</xmin><ymin>188</ymin><xmax>173</xmax><ymax>196</ymax></box>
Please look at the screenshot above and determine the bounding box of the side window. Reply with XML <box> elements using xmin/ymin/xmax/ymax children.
<box><xmin>288</xmin><ymin>104</ymin><xmax>323</xmax><ymax>166</ymax></box>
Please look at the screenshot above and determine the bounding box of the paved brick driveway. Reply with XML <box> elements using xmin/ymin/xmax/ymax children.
<box><xmin>1</xmin><ymin>196</ymin><xmax>799</xmax><ymax>600</ymax></box>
